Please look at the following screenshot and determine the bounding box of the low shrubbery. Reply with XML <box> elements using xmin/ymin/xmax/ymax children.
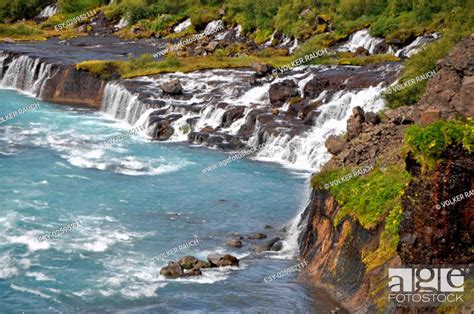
<box><xmin>311</xmin><ymin>165</ymin><xmax>410</xmax><ymax>230</ymax></box>
<box><xmin>405</xmin><ymin>119</ymin><xmax>474</xmax><ymax>169</ymax></box>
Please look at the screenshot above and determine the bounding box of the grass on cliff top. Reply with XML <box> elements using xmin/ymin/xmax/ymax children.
<box><xmin>0</xmin><ymin>23</ymin><xmax>46</xmax><ymax>41</ymax></box>
<box><xmin>311</xmin><ymin>166</ymin><xmax>410</xmax><ymax>230</ymax></box>
<box><xmin>76</xmin><ymin>53</ymin><xmax>294</xmax><ymax>79</ymax></box>
<box><xmin>405</xmin><ymin>119</ymin><xmax>474</xmax><ymax>169</ymax></box>
<box><xmin>76</xmin><ymin>50</ymin><xmax>402</xmax><ymax>79</ymax></box>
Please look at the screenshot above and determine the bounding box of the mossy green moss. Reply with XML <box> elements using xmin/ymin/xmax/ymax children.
<box><xmin>312</xmin><ymin>166</ymin><xmax>410</xmax><ymax>230</ymax></box>
<box><xmin>405</xmin><ymin>119</ymin><xmax>474</xmax><ymax>169</ymax></box>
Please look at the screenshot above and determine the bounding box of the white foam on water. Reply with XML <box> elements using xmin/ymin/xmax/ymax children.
<box><xmin>10</xmin><ymin>283</ymin><xmax>59</xmax><ymax>303</ymax></box>
<box><xmin>252</xmin><ymin>84</ymin><xmax>386</xmax><ymax>171</ymax></box>
<box><xmin>0</xmin><ymin>254</ymin><xmax>19</xmax><ymax>279</ymax></box>
<box><xmin>8</xmin><ymin>231</ymin><xmax>50</xmax><ymax>252</ymax></box>
<box><xmin>173</xmin><ymin>18</ymin><xmax>191</xmax><ymax>33</ymax></box>
<box><xmin>338</xmin><ymin>29</ymin><xmax>384</xmax><ymax>54</ymax></box>
<box><xmin>25</xmin><ymin>271</ymin><xmax>55</xmax><ymax>281</ymax></box>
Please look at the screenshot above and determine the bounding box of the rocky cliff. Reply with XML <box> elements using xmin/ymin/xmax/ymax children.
<box><xmin>298</xmin><ymin>37</ymin><xmax>474</xmax><ymax>313</ymax></box>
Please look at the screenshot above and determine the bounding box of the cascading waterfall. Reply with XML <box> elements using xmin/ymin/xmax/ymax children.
<box><xmin>101</xmin><ymin>82</ymin><xmax>147</xmax><ymax>125</ymax></box>
<box><xmin>337</xmin><ymin>29</ymin><xmax>384</xmax><ymax>54</ymax></box>
<box><xmin>253</xmin><ymin>85</ymin><xmax>385</xmax><ymax>171</ymax></box>
<box><xmin>262</xmin><ymin>84</ymin><xmax>386</xmax><ymax>257</ymax></box>
<box><xmin>0</xmin><ymin>54</ymin><xmax>52</xmax><ymax>98</ymax></box>
<box><xmin>37</xmin><ymin>4</ymin><xmax>58</xmax><ymax>18</ymax></box>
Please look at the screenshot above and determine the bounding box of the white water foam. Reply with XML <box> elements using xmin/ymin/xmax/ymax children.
<box><xmin>173</xmin><ymin>18</ymin><xmax>191</xmax><ymax>33</ymax></box>
<box><xmin>338</xmin><ymin>29</ymin><xmax>384</xmax><ymax>54</ymax></box>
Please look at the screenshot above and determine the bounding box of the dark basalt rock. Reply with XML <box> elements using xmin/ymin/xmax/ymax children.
<box><xmin>160</xmin><ymin>261</ymin><xmax>183</xmax><ymax>278</ymax></box>
<box><xmin>152</xmin><ymin>119</ymin><xmax>174</xmax><ymax>140</ymax></box>
<box><xmin>269</xmin><ymin>80</ymin><xmax>300</xmax><ymax>107</ymax></box>
<box><xmin>398</xmin><ymin>145</ymin><xmax>474</xmax><ymax>265</ymax></box>
<box><xmin>364</xmin><ymin>112</ymin><xmax>380</xmax><ymax>125</ymax></box>
<box><xmin>221</xmin><ymin>106</ymin><xmax>245</xmax><ymax>128</ymax></box>
<box><xmin>247</xmin><ymin>232</ymin><xmax>267</xmax><ymax>240</ymax></box>
<box><xmin>255</xmin><ymin>237</ymin><xmax>280</xmax><ymax>253</ymax></box>
<box><xmin>225</xmin><ymin>239</ymin><xmax>243</xmax><ymax>248</ymax></box>
<box><xmin>207</xmin><ymin>254</ymin><xmax>239</xmax><ymax>267</ymax></box>
<box><xmin>177</xmin><ymin>256</ymin><xmax>200</xmax><ymax>270</ymax></box>
<box><xmin>251</xmin><ymin>61</ymin><xmax>274</xmax><ymax>76</ymax></box>
<box><xmin>161</xmin><ymin>79</ymin><xmax>183</xmax><ymax>94</ymax></box>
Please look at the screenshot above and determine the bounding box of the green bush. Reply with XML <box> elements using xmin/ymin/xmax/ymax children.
<box><xmin>312</xmin><ymin>166</ymin><xmax>410</xmax><ymax>229</ymax></box>
<box><xmin>405</xmin><ymin>119</ymin><xmax>474</xmax><ymax>169</ymax></box>
<box><xmin>0</xmin><ymin>0</ymin><xmax>50</xmax><ymax>23</ymax></box>
<box><xmin>58</xmin><ymin>0</ymin><xmax>104</xmax><ymax>14</ymax></box>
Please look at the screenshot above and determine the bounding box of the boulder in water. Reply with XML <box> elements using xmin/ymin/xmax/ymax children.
<box><xmin>160</xmin><ymin>261</ymin><xmax>184</xmax><ymax>278</ymax></box>
<box><xmin>178</xmin><ymin>256</ymin><xmax>200</xmax><ymax>270</ymax></box>
<box><xmin>269</xmin><ymin>80</ymin><xmax>300</xmax><ymax>107</ymax></box>
<box><xmin>255</xmin><ymin>237</ymin><xmax>280</xmax><ymax>253</ymax></box>
<box><xmin>225</xmin><ymin>239</ymin><xmax>243</xmax><ymax>248</ymax></box>
<box><xmin>207</xmin><ymin>254</ymin><xmax>239</xmax><ymax>267</ymax></box>
<box><xmin>247</xmin><ymin>232</ymin><xmax>267</xmax><ymax>239</ymax></box>
<box><xmin>153</xmin><ymin>119</ymin><xmax>174</xmax><ymax>140</ymax></box>
<box><xmin>251</xmin><ymin>61</ymin><xmax>274</xmax><ymax>76</ymax></box>
<box><xmin>161</xmin><ymin>79</ymin><xmax>183</xmax><ymax>94</ymax></box>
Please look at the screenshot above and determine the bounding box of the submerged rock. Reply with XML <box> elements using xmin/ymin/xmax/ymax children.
<box><xmin>207</xmin><ymin>253</ymin><xmax>239</xmax><ymax>267</ymax></box>
<box><xmin>247</xmin><ymin>232</ymin><xmax>267</xmax><ymax>239</ymax></box>
<box><xmin>225</xmin><ymin>239</ymin><xmax>243</xmax><ymax>248</ymax></box>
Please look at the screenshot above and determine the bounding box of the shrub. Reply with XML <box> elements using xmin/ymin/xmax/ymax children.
<box><xmin>405</xmin><ymin>119</ymin><xmax>474</xmax><ymax>169</ymax></box>
<box><xmin>312</xmin><ymin>165</ymin><xmax>410</xmax><ymax>229</ymax></box>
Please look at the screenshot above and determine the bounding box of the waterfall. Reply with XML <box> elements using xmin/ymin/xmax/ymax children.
<box><xmin>173</xmin><ymin>18</ymin><xmax>191</xmax><ymax>33</ymax></box>
<box><xmin>115</xmin><ymin>17</ymin><xmax>129</xmax><ymax>30</ymax></box>
<box><xmin>0</xmin><ymin>54</ymin><xmax>52</xmax><ymax>98</ymax></box>
<box><xmin>394</xmin><ymin>33</ymin><xmax>441</xmax><ymax>58</ymax></box>
<box><xmin>252</xmin><ymin>84</ymin><xmax>386</xmax><ymax>171</ymax></box>
<box><xmin>38</xmin><ymin>4</ymin><xmax>58</xmax><ymax>18</ymax></box>
<box><xmin>338</xmin><ymin>29</ymin><xmax>384</xmax><ymax>54</ymax></box>
<box><xmin>101</xmin><ymin>82</ymin><xmax>148</xmax><ymax>125</ymax></box>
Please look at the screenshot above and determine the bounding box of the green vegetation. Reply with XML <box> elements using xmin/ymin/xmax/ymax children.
<box><xmin>76</xmin><ymin>53</ymin><xmax>294</xmax><ymax>79</ymax></box>
<box><xmin>312</xmin><ymin>166</ymin><xmax>410</xmax><ymax>229</ymax></box>
<box><xmin>383</xmin><ymin>6</ymin><xmax>473</xmax><ymax>108</ymax></box>
<box><xmin>0</xmin><ymin>23</ymin><xmax>41</xmax><ymax>36</ymax></box>
<box><xmin>405</xmin><ymin>119</ymin><xmax>474</xmax><ymax>169</ymax></box>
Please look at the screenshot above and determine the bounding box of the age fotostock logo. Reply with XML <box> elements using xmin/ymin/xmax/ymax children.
<box><xmin>388</xmin><ymin>267</ymin><xmax>468</xmax><ymax>306</ymax></box>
